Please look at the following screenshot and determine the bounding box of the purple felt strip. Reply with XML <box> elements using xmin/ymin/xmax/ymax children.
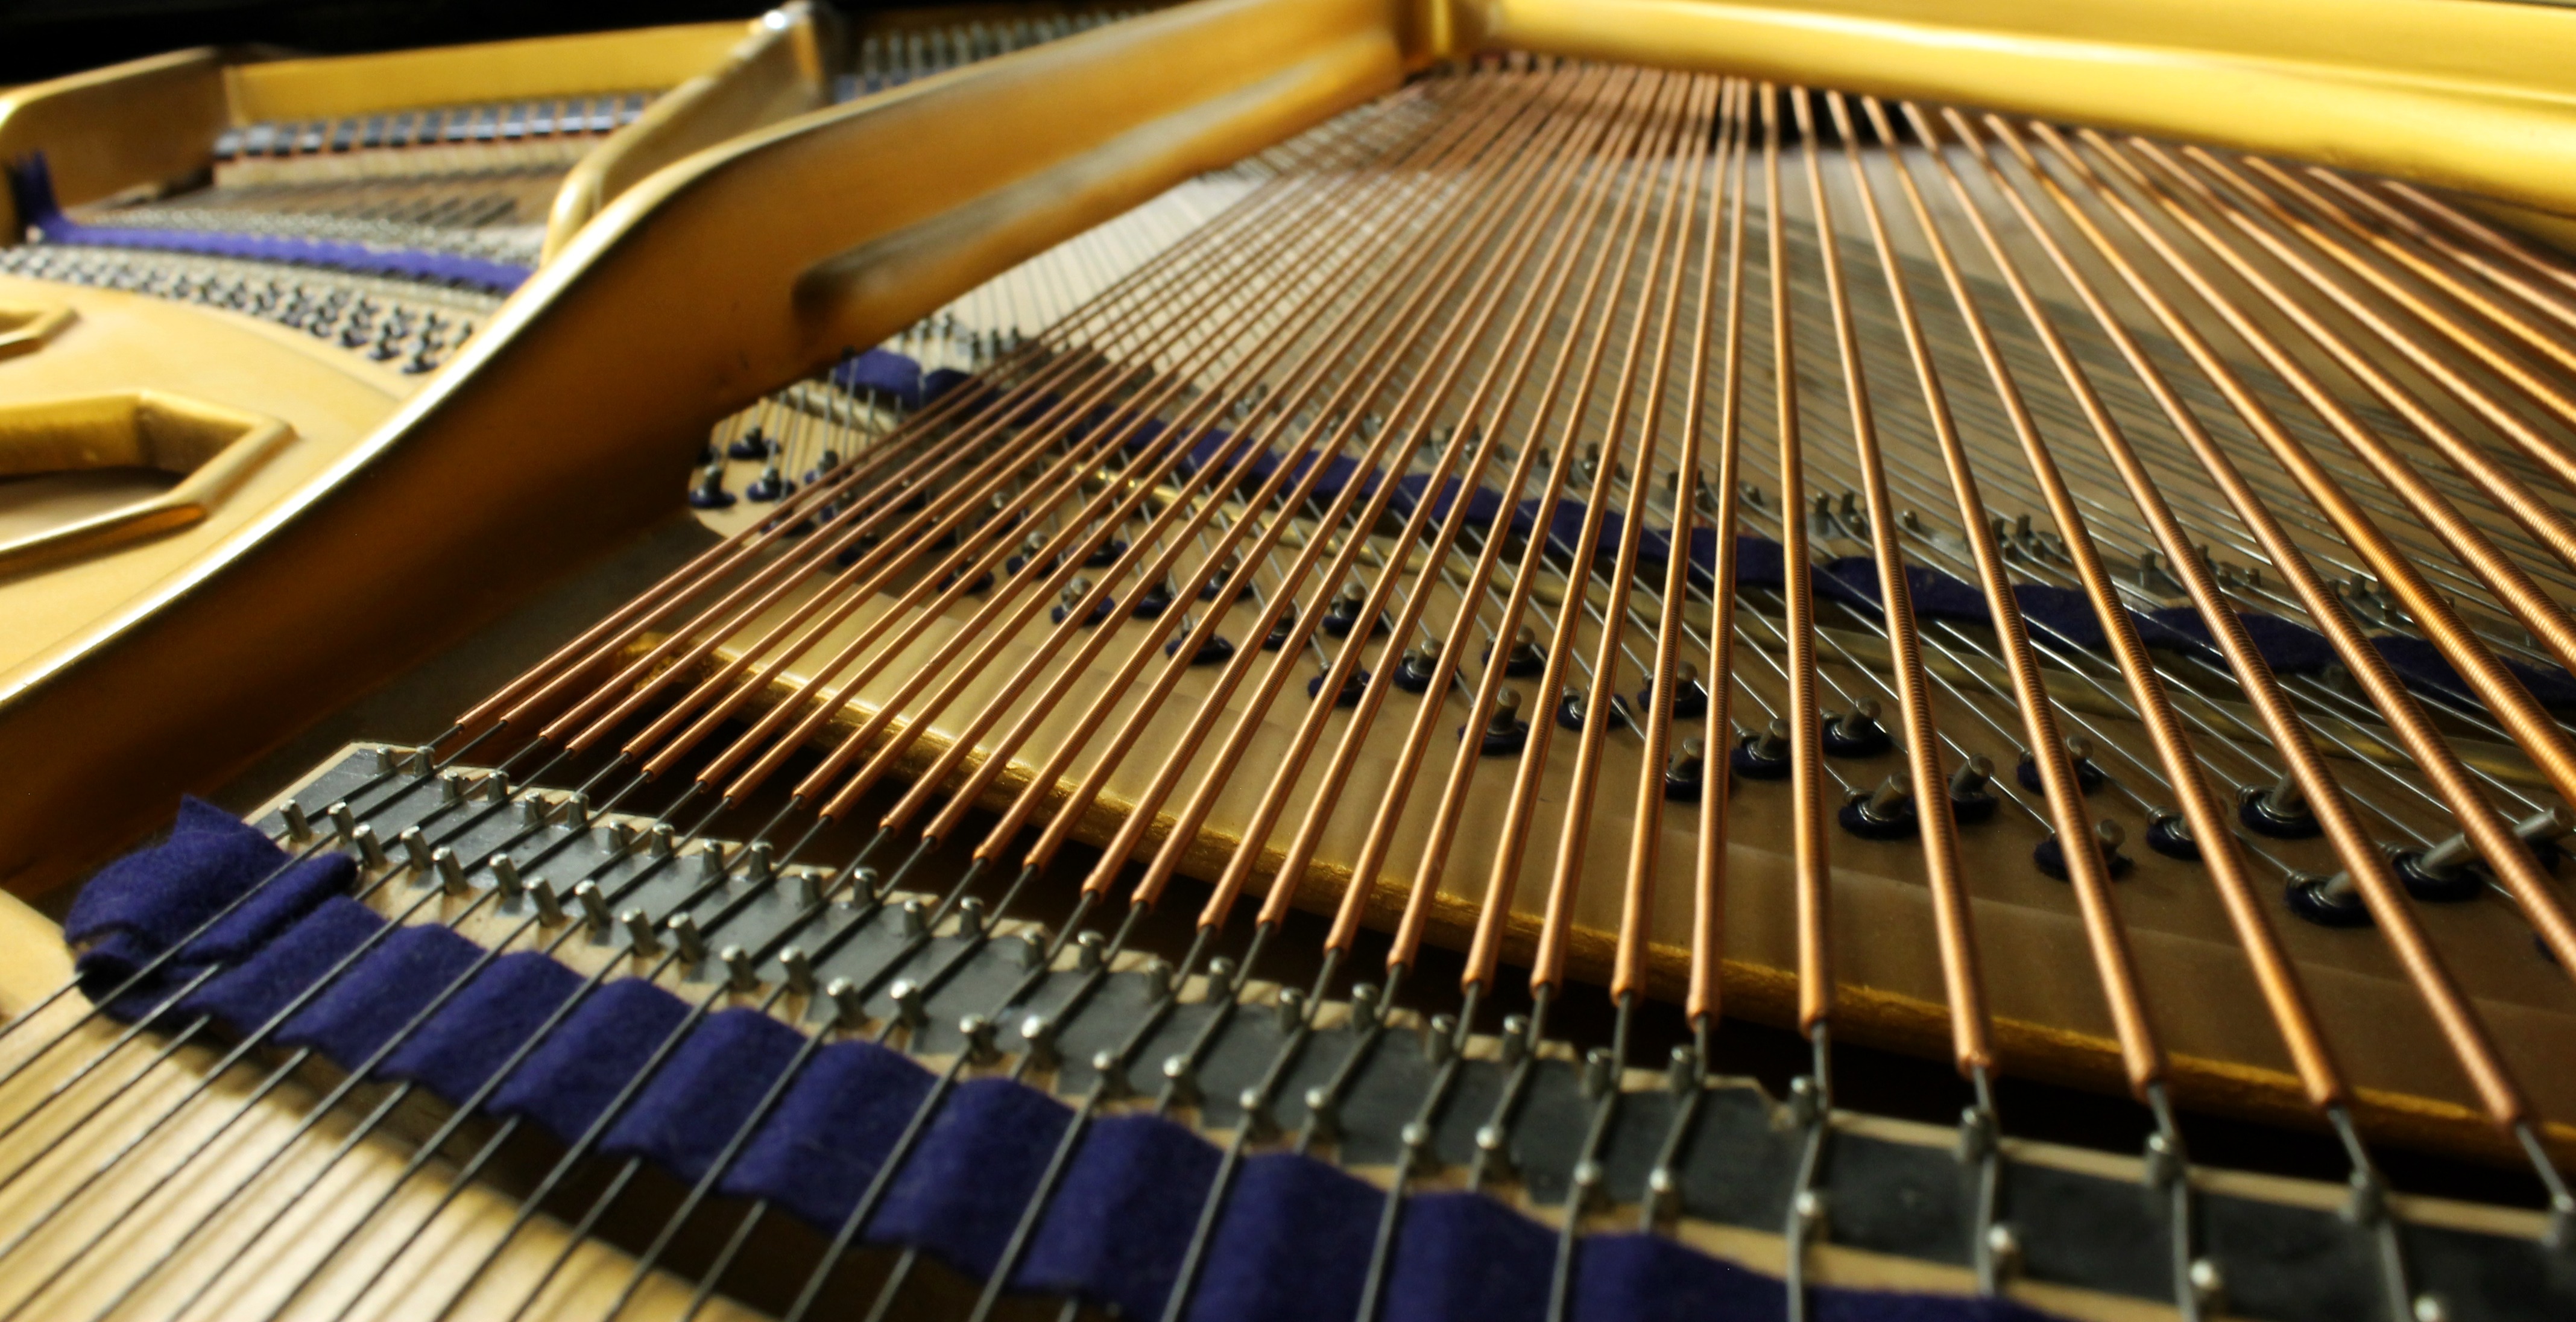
<box><xmin>8</xmin><ymin>153</ymin><xmax>528</xmax><ymax>292</ymax></box>
<box><xmin>487</xmin><ymin>976</ymin><xmax>692</xmax><ymax>1143</ymax></box>
<box><xmin>275</xmin><ymin>922</ymin><xmax>484</xmax><ymax>1064</ymax></box>
<box><xmin>57</xmin><ymin>797</ymin><xmax>2089</xmax><ymax>1322</ymax></box>
<box><xmin>866</xmin><ymin>1076</ymin><xmax>1073</xmax><ymax>1279</ymax></box>
<box><xmin>718</xmin><ymin>1037</ymin><xmax>933</xmax><ymax>1229</ymax></box>
<box><xmin>173</xmin><ymin>898</ymin><xmax>385</xmax><ymax>1034</ymax></box>
<box><xmin>379</xmin><ymin>950</ymin><xmax>585</xmax><ymax>1105</ymax></box>
<box><xmin>1381</xmin><ymin>1189</ymin><xmax>1554</xmax><ymax>1322</ymax></box>
<box><xmin>1013</xmin><ymin>1112</ymin><xmax>1220</xmax><ymax>1318</ymax></box>
<box><xmin>599</xmin><ymin>1007</ymin><xmax>804</xmax><ymax>1183</ymax></box>
<box><xmin>1181</xmin><ymin>1151</ymin><xmax>1381</xmax><ymax>1322</ymax></box>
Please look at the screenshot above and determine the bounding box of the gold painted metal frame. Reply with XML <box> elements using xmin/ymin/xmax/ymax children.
<box><xmin>15</xmin><ymin>0</ymin><xmax>2576</xmax><ymax>893</ymax></box>
<box><xmin>0</xmin><ymin>391</ymin><xmax>293</xmax><ymax>572</ymax></box>
<box><xmin>0</xmin><ymin>300</ymin><xmax>75</xmax><ymax>361</ymax></box>
<box><xmin>0</xmin><ymin>7</ymin><xmax>831</xmax><ymax>259</ymax></box>
<box><xmin>7</xmin><ymin>0</ymin><xmax>2576</xmax><ymax>1156</ymax></box>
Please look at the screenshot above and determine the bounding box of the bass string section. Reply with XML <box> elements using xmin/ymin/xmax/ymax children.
<box><xmin>10</xmin><ymin>55</ymin><xmax>2576</xmax><ymax>1322</ymax></box>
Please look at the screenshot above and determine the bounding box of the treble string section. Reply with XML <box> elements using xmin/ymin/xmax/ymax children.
<box><xmin>1823</xmin><ymin>85</ymin><xmax>2162</xmax><ymax>1306</ymax></box>
<box><xmin>0</xmin><ymin>834</ymin><xmax>522</xmax><ymax>1320</ymax></box>
<box><xmin>350</xmin><ymin>82</ymin><xmax>1504</xmax><ymax>1319</ymax></box>
<box><xmin>683</xmin><ymin>73</ymin><xmax>1526</xmax><ymax>874</ymax></box>
<box><xmin>1148</xmin><ymin>65</ymin><xmax>1681</xmax><ymax>1322</ymax></box>
<box><xmin>2000</xmin><ymin>113</ymin><xmax>2576</xmax><ymax>1288</ymax></box>
<box><xmin>5</xmin><ymin>74</ymin><xmax>1432</xmax><ymax>1322</ymax></box>
<box><xmin>282</xmin><ymin>74</ymin><xmax>1514</xmax><ymax>1319</ymax></box>
<box><xmin>1939</xmin><ymin>105</ymin><xmax>2549</xmax><ymax>1316</ymax></box>
<box><xmin>540</xmin><ymin>70</ymin><xmax>1560</xmax><ymax>1321</ymax></box>
<box><xmin>1520</xmin><ymin>71</ymin><xmax>1717</xmax><ymax>1322</ymax></box>
<box><xmin>926</xmin><ymin>64</ymin><xmax>1638</xmax><ymax>1322</ymax></box>
<box><xmin>752</xmin><ymin>64</ymin><xmax>1627</xmax><ymax>1322</ymax></box>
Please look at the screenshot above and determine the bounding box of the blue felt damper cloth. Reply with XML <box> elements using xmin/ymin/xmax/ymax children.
<box><xmin>66</xmin><ymin>800</ymin><xmax>2091</xmax><ymax>1322</ymax></box>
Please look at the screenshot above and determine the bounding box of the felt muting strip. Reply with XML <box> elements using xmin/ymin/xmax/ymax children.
<box><xmin>831</xmin><ymin>349</ymin><xmax>976</xmax><ymax>411</ymax></box>
<box><xmin>5</xmin><ymin>155</ymin><xmax>536</xmax><ymax>293</ymax></box>
<box><xmin>64</xmin><ymin>803</ymin><xmax>2069</xmax><ymax>1321</ymax></box>
<box><xmin>62</xmin><ymin>797</ymin><xmax>356</xmax><ymax>1018</ymax></box>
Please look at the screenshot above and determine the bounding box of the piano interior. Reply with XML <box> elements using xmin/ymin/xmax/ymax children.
<box><xmin>4</xmin><ymin>1</ymin><xmax>2576</xmax><ymax>1318</ymax></box>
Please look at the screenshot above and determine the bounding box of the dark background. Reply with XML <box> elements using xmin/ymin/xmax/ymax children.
<box><xmin>0</xmin><ymin>0</ymin><xmax>813</xmax><ymax>84</ymax></box>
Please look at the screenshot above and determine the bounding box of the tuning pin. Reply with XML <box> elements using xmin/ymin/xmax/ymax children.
<box><xmin>432</xmin><ymin>847</ymin><xmax>469</xmax><ymax>895</ymax></box>
<box><xmin>1307</xmin><ymin>666</ymin><xmax>1369</xmax><ymax>707</ymax></box>
<box><xmin>2286</xmin><ymin>869</ymin><xmax>2371</xmax><ymax>928</ymax></box>
<box><xmin>709</xmin><ymin>944</ymin><xmax>755</xmax><ymax>993</ymax></box>
<box><xmin>888</xmin><ymin>979</ymin><xmax>929</xmax><ymax>1030</ymax></box>
<box><xmin>1200</xmin><ymin>552</ymin><xmax>1240</xmax><ymax>601</ymax></box>
<box><xmin>2018</xmin><ymin>733</ymin><xmax>2106</xmax><ymax>794</ymax></box>
<box><xmin>2144</xmin><ymin>806</ymin><xmax>2200</xmax><ymax>861</ymax></box>
<box><xmin>665</xmin><ymin>912</ymin><xmax>707</xmax><ymax>963</ymax></box>
<box><xmin>778</xmin><ymin>946</ymin><xmax>815</xmax><ymax>994</ymax></box>
<box><xmin>1008</xmin><ymin>530</ymin><xmax>1049</xmax><ymax>575</ymax></box>
<box><xmin>745</xmin><ymin>463</ymin><xmax>792</xmax><ymax>502</ymax></box>
<box><xmin>2035</xmin><ymin>817</ymin><xmax>2133</xmax><ymax>881</ymax></box>
<box><xmin>1664</xmin><ymin>736</ymin><xmax>1708</xmax><ymax>802</ymax></box>
<box><xmin>1131</xmin><ymin>578</ymin><xmax>1176</xmax><ymax>619</ymax></box>
<box><xmin>1490</xmin><ymin>625</ymin><xmax>1546</xmax><ymax>677</ymax></box>
<box><xmin>1734</xmin><ymin>716</ymin><xmax>1795</xmax><ymax>779</ymax></box>
<box><xmin>2238</xmin><ymin>771</ymin><xmax>2321</xmax><ymax>838</ymax></box>
<box><xmin>1638</xmin><ymin>662</ymin><xmax>1709</xmax><ymax>718</ymax></box>
<box><xmin>619</xmin><ymin>907</ymin><xmax>663</xmax><ymax>955</ymax></box>
<box><xmin>1840</xmin><ymin>774</ymin><xmax>1918</xmax><ymax>840</ymax></box>
<box><xmin>1053</xmin><ymin>578</ymin><xmax>1115</xmax><ymax>627</ymax></box>
<box><xmin>1556</xmin><ymin>684</ymin><xmax>1627</xmax><ymax>733</ymax></box>
<box><xmin>1946</xmin><ymin>754</ymin><xmax>1999</xmax><ymax>822</ymax></box>
<box><xmin>1322</xmin><ymin>580</ymin><xmax>1386</xmax><ymax>639</ymax></box>
<box><xmin>398</xmin><ymin>826</ymin><xmax>433</xmax><ymax>873</ymax></box>
<box><xmin>1348</xmin><ymin>982</ymin><xmax>1383</xmax><ymax>1033</ymax></box>
<box><xmin>829</xmin><ymin>978</ymin><xmax>870</xmax><ymax>1029</ymax></box>
<box><xmin>1472</xmin><ymin>687</ymin><xmax>1530</xmax><ymax>756</ymax></box>
<box><xmin>1822</xmin><ymin>700</ymin><xmax>1890</xmax><ymax>757</ymax></box>
<box><xmin>961</xmin><ymin>1014</ymin><xmax>1001</xmax><ymax>1064</ymax></box>
<box><xmin>1394</xmin><ymin>639</ymin><xmax>1449</xmax><ymax>693</ymax></box>
<box><xmin>2395</xmin><ymin>829</ymin><xmax>2488</xmax><ymax>902</ymax></box>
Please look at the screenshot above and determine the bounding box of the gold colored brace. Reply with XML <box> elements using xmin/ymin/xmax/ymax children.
<box><xmin>0</xmin><ymin>391</ymin><xmax>292</xmax><ymax>574</ymax></box>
